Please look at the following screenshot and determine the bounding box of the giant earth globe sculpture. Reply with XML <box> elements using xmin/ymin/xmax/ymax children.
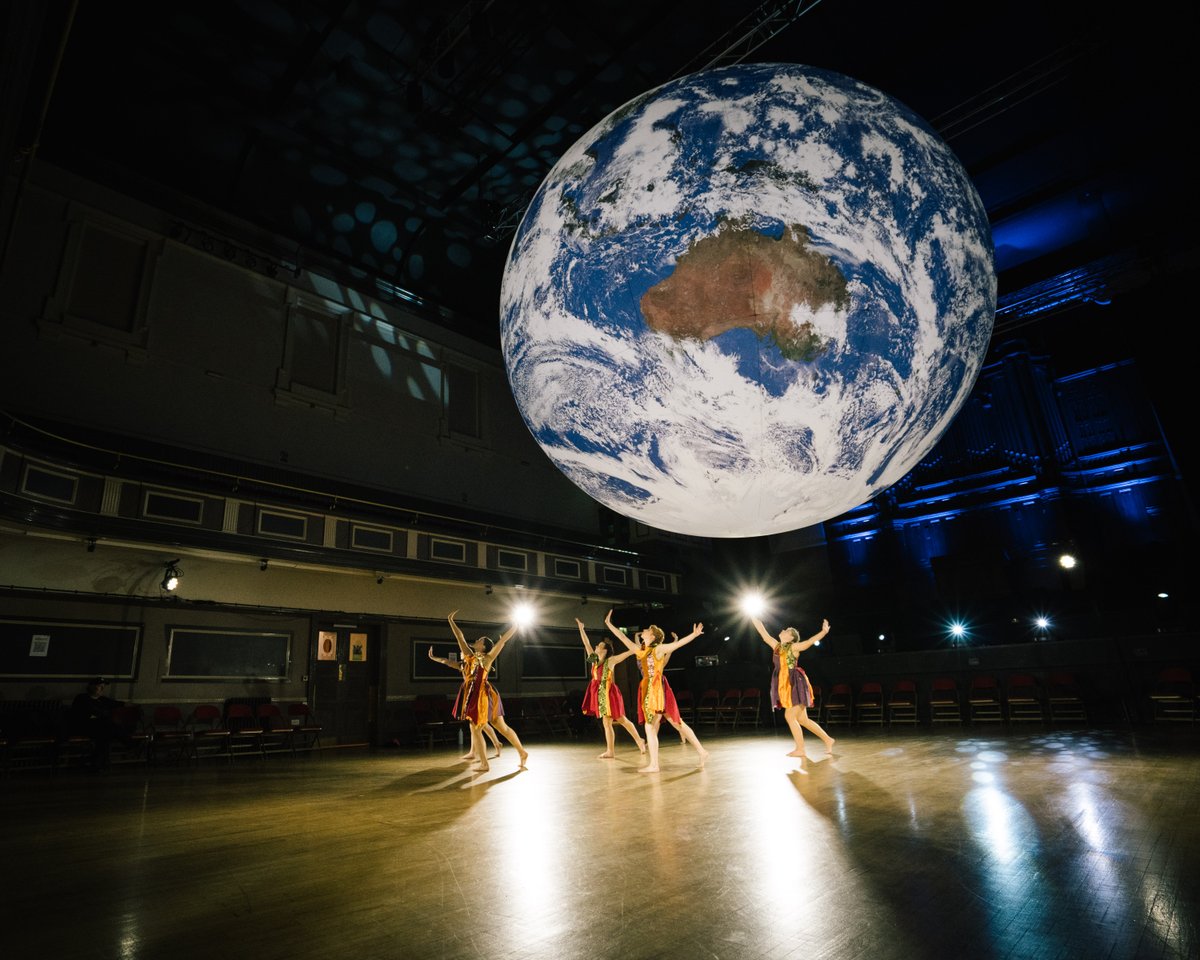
<box><xmin>499</xmin><ymin>63</ymin><xmax>996</xmax><ymax>538</ymax></box>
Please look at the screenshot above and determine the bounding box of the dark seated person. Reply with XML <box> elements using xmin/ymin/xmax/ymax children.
<box><xmin>70</xmin><ymin>677</ymin><xmax>127</xmax><ymax>768</ymax></box>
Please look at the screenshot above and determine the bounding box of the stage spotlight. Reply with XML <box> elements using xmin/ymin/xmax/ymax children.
<box><xmin>1034</xmin><ymin>616</ymin><xmax>1050</xmax><ymax>630</ymax></box>
<box><xmin>512</xmin><ymin>602</ymin><xmax>535</xmax><ymax>628</ymax></box>
<box><xmin>1157</xmin><ymin>591</ymin><xmax>1169</xmax><ymax>599</ymax></box>
<box><xmin>161</xmin><ymin>560</ymin><xmax>182</xmax><ymax>592</ymax></box>
<box><xmin>740</xmin><ymin>592</ymin><xmax>766</xmax><ymax>618</ymax></box>
<box><xmin>948</xmin><ymin>621</ymin><xmax>966</xmax><ymax>643</ymax></box>
<box><xmin>1058</xmin><ymin>553</ymin><xmax>1077</xmax><ymax>570</ymax></box>
<box><xmin>259</xmin><ymin>559</ymin><xmax>269</xmax><ymax>571</ymax></box>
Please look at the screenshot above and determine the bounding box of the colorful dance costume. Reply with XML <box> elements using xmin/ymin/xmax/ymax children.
<box><xmin>453</xmin><ymin>654</ymin><xmax>504</xmax><ymax>727</ymax></box>
<box><xmin>771</xmin><ymin>644</ymin><xmax>814</xmax><ymax>710</ymax></box>
<box><xmin>581</xmin><ymin>655</ymin><xmax>627</xmax><ymax>720</ymax></box>
<box><xmin>634</xmin><ymin>646</ymin><xmax>681</xmax><ymax>724</ymax></box>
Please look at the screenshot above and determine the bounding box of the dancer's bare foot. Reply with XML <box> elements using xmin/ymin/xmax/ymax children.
<box><xmin>637</xmin><ymin>739</ymin><xmax>647</xmax><ymax>754</ymax></box>
<box><xmin>824</xmin><ymin>738</ymin><xmax>836</xmax><ymax>755</ymax></box>
<box><xmin>459</xmin><ymin>752</ymin><xmax>474</xmax><ymax>760</ymax></box>
<box><xmin>638</xmin><ymin>765</ymin><xmax>659</xmax><ymax>773</ymax></box>
<box><xmin>518</xmin><ymin>748</ymin><xmax>529</xmax><ymax>768</ymax></box>
<box><xmin>491</xmin><ymin>745</ymin><xmax>502</xmax><ymax>758</ymax></box>
<box><xmin>598</xmin><ymin>751</ymin><xmax>615</xmax><ymax>759</ymax></box>
<box><xmin>472</xmin><ymin>761</ymin><xmax>489</xmax><ymax>772</ymax></box>
<box><xmin>786</xmin><ymin>749</ymin><xmax>806</xmax><ymax>758</ymax></box>
<box><xmin>696</xmin><ymin>748</ymin><xmax>710</xmax><ymax>768</ymax></box>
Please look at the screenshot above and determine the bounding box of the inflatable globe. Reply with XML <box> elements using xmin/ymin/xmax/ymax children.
<box><xmin>499</xmin><ymin>63</ymin><xmax>995</xmax><ymax>538</ymax></box>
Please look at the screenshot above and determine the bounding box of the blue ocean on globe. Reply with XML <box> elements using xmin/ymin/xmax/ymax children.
<box><xmin>500</xmin><ymin>63</ymin><xmax>996</xmax><ymax>538</ymax></box>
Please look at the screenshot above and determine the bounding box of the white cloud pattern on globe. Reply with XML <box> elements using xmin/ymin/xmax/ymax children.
<box><xmin>500</xmin><ymin>63</ymin><xmax>995</xmax><ymax>538</ymax></box>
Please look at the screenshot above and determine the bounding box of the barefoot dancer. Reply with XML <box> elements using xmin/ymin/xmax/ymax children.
<box><xmin>447</xmin><ymin>610</ymin><xmax>529</xmax><ymax>771</ymax></box>
<box><xmin>605</xmin><ymin>610</ymin><xmax>709</xmax><ymax>773</ymax></box>
<box><xmin>426</xmin><ymin>646</ymin><xmax>502</xmax><ymax>759</ymax></box>
<box><xmin>576</xmin><ymin>618</ymin><xmax>645</xmax><ymax>759</ymax></box>
<box><xmin>750</xmin><ymin>616</ymin><xmax>835</xmax><ymax>758</ymax></box>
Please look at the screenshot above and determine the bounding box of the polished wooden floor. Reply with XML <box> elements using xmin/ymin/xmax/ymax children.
<box><xmin>3</xmin><ymin>722</ymin><xmax>1198</xmax><ymax>960</ymax></box>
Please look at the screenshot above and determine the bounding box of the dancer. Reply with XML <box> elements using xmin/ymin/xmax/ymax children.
<box><xmin>576</xmin><ymin>618</ymin><xmax>646</xmax><ymax>759</ymax></box>
<box><xmin>750</xmin><ymin>615</ymin><xmax>835</xmax><ymax>758</ymax></box>
<box><xmin>426</xmin><ymin>646</ymin><xmax>502</xmax><ymax>759</ymax></box>
<box><xmin>605</xmin><ymin>610</ymin><xmax>709</xmax><ymax>773</ymax></box>
<box><xmin>446</xmin><ymin>610</ymin><xmax>528</xmax><ymax>771</ymax></box>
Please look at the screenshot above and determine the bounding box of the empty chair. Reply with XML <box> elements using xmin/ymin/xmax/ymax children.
<box><xmin>673</xmin><ymin>688</ymin><xmax>696</xmax><ymax>726</ymax></box>
<box><xmin>717</xmin><ymin>688</ymin><xmax>742</xmax><ymax>730</ymax></box>
<box><xmin>255</xmin><ymin>702</ymin><xmax>294</xmax><ymax>754</ymax></box>
<box><xmin>224</xmin><ymin>703</ymin><xmax>266</xmax><ymax>759</ymax></box>
<box><xmin>149</xmin><ymin>705</ymin><xmax>193</xmax><ymax>764</ymax></box>
<box><xmin>886</xmin><ymin>680</ymin><xmax>919</xmax><ymax>724</ymax></box>
<box><xmin>929</xmin><ymin>678</ymin><xmax>962</xmax><ymax>723</ymax></box>
<box><xmin>1005</xmin><ymin>674</ymin><xmax>1045</xmax><ymax>722</ymax></box>
<box><xmin>967</xmin><ymin>675</ymin><xmax>1003</xmax><ymax>722</ymax></box>
<box><xmin>189</xmin><ymin>704</ymin><xmax>232</xmax><ymax>762</ymax></box>
<box><xmin>1149</xmin><ymin>667</ymin><xmax>1196</xmax><ymax>722</ymax></box>
<box><xmin>288</xmin><ymin>702</ymin><xmax>323</xmax><ymax>754</ymax></box>
<box><xmin>1047</xmin><ymin>672</ymin><xmax>1087</xmax><ymax>722</ymax></box>
<box><xmin>695</xmin><ymin>688</ymin><xmax>721</xmax><ymax>730</ymax></box>
<box><xmin>855</xmin><ymin>681</ymin><xmax>884</xmax><ymax>725</ymax></box>
<box><xmin>823</xmin><ymin>683</ymin><xmax>853</xmax><ymax>725</ymax></box>
<box><xmin>108</xmin><ymin>705</ymin><xmax>150</xmax><ymax>765</ymax></box>
<box><xmin>734</xmin><ymin>687</ymin><xmax>762</xmax><ymax>730</ymax></box>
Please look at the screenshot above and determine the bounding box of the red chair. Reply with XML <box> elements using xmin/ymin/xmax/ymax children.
<box><xmin>823</xmin><ymin>683</ymin><xmax>853</xmax><ymax>724</ymax></box>
<box><xmin>255</xmin><ymin>702</ymin><xmax>295</xmax><ymax>754</ymax></box>
<box><xmin>224</xmin><ymin>703</ymin><xmax>265</xmax><ymax>759</ymax></box>
<box><xmin>1047</xmin><ymin>672</ymin><xmax>1087</xmax><ymax>722</ymax></box>
<box><xmin>1005</xmin><ymin>674</ymin><xmax>1045</xmax><ymax>722</ymax></box>
<box><xmin>695</xmin><ymin>689</ymin><xmax>721</xmax><ymax>730</ymax></box>
<box><xmin>717</xmin><ymin>688</ymin><xmax>742</xmax><ymax>729</ymax></box>
<box><xmin>855</xmin><ymin>681</ymin><xmax>884</xmax><ymax>725</ymax></box>
<box><xmin>929</xmin><ymin>678</ymin><xmax>961</xmax><ymax>723</ymax></box>
<box><xmin>886</xmin><ymin>680</ymin><xmax>918</xmax><ymax>724</ymax></box>
<box><xmin>149</xmin><ymin>705</ymin><xmax>193</xmax><ymax>764</ymax></box>
<box><xmin>967</xmin><ymin>675</ymin><xmax>1003</xmax><ymax>722</ymax></box>
<box><xmin>189</xmin><ymin>704</ymin><xmax>232</xmax><ymax>762</ymax></box>
<box><xmin>288</xmin><ymin>703</ymin><xmax>323</xmax><ymax>755</ymax></box>
<box><xmin>734</xmin><ymin>687</ymin><xmax>762</xmax><ymax>730</ymax></box>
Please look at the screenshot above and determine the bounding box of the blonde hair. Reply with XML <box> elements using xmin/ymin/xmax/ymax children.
<box><xmin>782</xmin><ymin>627</ymin><xmax>800</xmax><ymax>644</ymax></box>
<box><xmin>646</xmin><ymin>624</ymin><xmax>664</xmax><ymax>644</ymax></box>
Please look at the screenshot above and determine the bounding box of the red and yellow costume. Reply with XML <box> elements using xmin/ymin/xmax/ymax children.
<box><xmin>581</xmin><ymin>656</ymin><xmax>627</xmax><ymax>720</ymax></box>
<box><xmin>452</xmin><ymin>653</ymin><xmax>504</xmax><ymax>727</ymax></box>
<box><xmin>635</xmin><ymin>645</ymin><xmax>681</xmax><ymax>724</ymax></box>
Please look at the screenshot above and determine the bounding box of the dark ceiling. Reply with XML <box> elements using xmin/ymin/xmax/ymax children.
<box><xmin>9</xmin><ymin>0</ymin><xmax>1193</xmax><ymax>357</ymax></box>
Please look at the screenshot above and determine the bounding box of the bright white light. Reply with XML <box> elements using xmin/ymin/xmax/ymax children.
<box><xmin>878</xmin><ymin>633</ymin><xmax>885</xmax><ymax>641</ymax></box>
<box><xmin>1035</xmin><ymin>617</ymin><xmax>1049</xmax><ymax>630</ymax></box>
<box><xmin>949</xmin><ymin>622</ymin><xmax>966</xmax><ymax>638</ymax></box>
<box><xmin>1157</xmin><ymin>591</ymin><xmax>1169</xmax><ymax>599</ymax></box>
<box><xmin>164</xmin><ymin>575</ymin><xmax>179</xmax><ymax>591</ymax></box>
<box><xmin>511</xmin><ymin>602</ymin><xmax>535</xmax><ymax>627</ymax></box>
<box><xmin>740</xmin><ymin>593</ymin><xmax>766</xmax><ymax>618</ymax></box>
<box><xmin>1058</xmin><ymin>553</ymin><xmax>1077</xmax><ymax>569</ymax></box>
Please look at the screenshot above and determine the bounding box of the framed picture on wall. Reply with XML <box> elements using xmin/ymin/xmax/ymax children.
<box><xmin>349</xmin><ymin>632</ymin><xmax>367</xmax><ymax>662</ymax></box>
<box><xmin>317</xmin><ymin>630</ymin><xmax>337</xmax><ymax>661</ymax></box>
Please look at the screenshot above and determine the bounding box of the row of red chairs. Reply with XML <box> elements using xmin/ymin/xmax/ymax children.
<box><xmin>135</xmin><ymin>702</ymin><xmax>322</xmax><ymax>763</ymax></box>
<box><xmin>677</xmin><ymin>687</ymin><xmax>763</xmax><ymax>731</ymax></box>
<box><xmin>813</xmin><ymin>673</ymin><xmax>1089</xmax><ymax>725</ymax></box>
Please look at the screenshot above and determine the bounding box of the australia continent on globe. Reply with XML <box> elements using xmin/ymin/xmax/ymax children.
<box><xmin>500</xmin><ymin>63</ymin><xmax>996</xmax><ymax>538</ymax></box>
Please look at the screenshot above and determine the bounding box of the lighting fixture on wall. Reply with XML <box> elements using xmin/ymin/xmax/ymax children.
<box><xmin>86</xmin><ymin>537</ymin><xmax>96</xmax><ymax>552</ymax></box>
<box><xmin>161</xmin><ymin>560</ymin><xmax>182</xmax><ymax>592</ymax></box>
<box><xmin>484</xmin><ymin>584</ymin><xmax>493</xmax><ymax>595</ymax></box>
<box><xmin>375</xmin><ymin>573</ymin><xmax>385</xmax><ymax>585</ymax></box>
<box><xmin>259</xmin><ymin>559</ymin><xmax>269</xmax><ymax>571</ymax></box>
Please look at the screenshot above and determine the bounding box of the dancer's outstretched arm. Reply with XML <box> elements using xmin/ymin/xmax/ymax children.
<box><xmin>575</xmin><ymin>618</ymin><xmax>594</xmax><ymax>657</ymax></box>
<box><xmin>604</xmin><ymin>609</ymin><xmax>639</xmax><ymax>653</ymax></box>
<box><xmin>447</xmin><ymin>610</ymin><xmax>471</xmax><ymax>659</ymax></box>
<box><xmin>658</xmin><ymin>623</ymin><xmax>703</xmax><ymax>655</ymax></box>
<box><xmin>794</xmin><ymin>619</ymin><xmax>830</xmax><ymax>652</ymax></box>
<box><xmin>750</xmin><ymin>617</ymin><xmax>779</xmax><ymax>649</ymax></box>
